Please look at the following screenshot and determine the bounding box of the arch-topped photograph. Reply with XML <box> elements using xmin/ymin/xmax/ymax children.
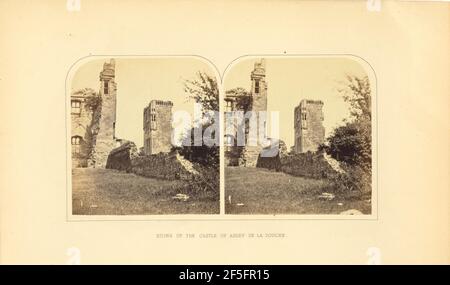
<box><xmin>223</xmin><ymin>56</ymin><xmax>376</xmax><ymax>215</ymax></box>
<box><xmin>68</xmin><ymin>57</ymin><xmax>220</xmax><ymax>216</ymax></box>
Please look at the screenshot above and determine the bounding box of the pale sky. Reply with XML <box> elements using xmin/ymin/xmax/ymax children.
<box><xmin>224</xmin><ymin>57</ymin><xmax>369</xmax><ymax>149</ymax></box>
<box><xmin>72</xmin><ymin>56</ymin><xmax>369</xmax><ymax>150</ymax></box>
<box><xmin>71</xmin><ymin>57</ymin><xmax>215</xmax><ymax>148</ymax></box>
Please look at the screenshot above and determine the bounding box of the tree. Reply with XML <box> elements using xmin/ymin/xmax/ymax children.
<box><xmin>78</xmin><ymin>88</ymin><xmax>101</xmax><ymax>111</ymax></box>
<box><xmin>225</xmin><ymin>87</ymin><xmax>252</xmax><ymax>111</ymax></box>
<box><xmin>325</xmin><ymin>75</ymin><xmax>372</xmax><ymax>171</ymax></box>
<box><xmin>175</xmin><ymin>122</ymin><xmax>219</xmax><ymax>168</ymax></box>
<box><xmin>176</xmin><ymin>72</ymin><xmax>219</xmax><ymax>168</ymax></box>
<box><xmin>338</xmin><ymin>75</ymin><xmax>371</xmax><ymax>122</ymax></box>
<box><xmin>183</xmin><ymin>71</ymin><xmax>219</xmax><ymax>113</ymax></box>
<box><xmin>323</xmin><ymin>75</ymin><xmax>372</xmax><ymax>195</ymax></box>
<box><xmin>326</xmin><ymin>122</ymin><xmax>368</xmax><ymax>166</ymax></box>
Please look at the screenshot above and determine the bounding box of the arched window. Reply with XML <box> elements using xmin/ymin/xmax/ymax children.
<box><xmin>71</xmin><ymin>136</ymin><xmax>82</xmax><ymax>154</ymax></box>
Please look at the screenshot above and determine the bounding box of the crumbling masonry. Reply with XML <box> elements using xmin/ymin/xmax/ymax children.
<box><xmin>294</xmin><ymin>99</ymin><xmax>325</xmax><ymax>153</ymax></box>
<box><xmin>143</xmin><ymin>100</ymin><xmax>173</xmax><ymax>155</ymax></box>
<box><xmin>224</xmin><ymin>59</ymin><xmax>268</xmax><ymax>167</ymax></box>
<box><xmin>71</xmin><ymin>59</ymin><xmax>117</xmax><ymax>168</ymax></box>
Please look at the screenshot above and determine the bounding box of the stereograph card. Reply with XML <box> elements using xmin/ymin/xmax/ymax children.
<box><xmin>0</xmin><ymin>0</ymin><xmax>448</xmax><ymax>265</ymax></box>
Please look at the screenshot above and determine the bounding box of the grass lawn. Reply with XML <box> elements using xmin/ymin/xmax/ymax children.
<box><xmin>72</xmin><ymin>168</ymin><xmax>219</xmax><ymax>215</ymax></box>
<box><xmin>225</xmin><ymin>167</ymin><xmax>371</xmax><ymax>215</ymax></box>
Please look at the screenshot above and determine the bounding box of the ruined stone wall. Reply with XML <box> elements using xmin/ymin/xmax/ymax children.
<box><xmin>105</xmin><ymin>141</ymin><xmax>138</xmax><ymax>172</ymax></box>
<box><xmin>256</xmin><ymin>151</ymin><xmax>338</xmax><ymax>179</ymax></box>
<box><xmin>143</xmin><ymin>100</ymin><xmax>173</xmax><ymax>155</ymax></box>
<box><xmin>242</xmin><ymin>146</ymin><xmax>263</xmax><ymax>167</ymax></box>
<box><xmin>71</xmin><ymin>90</ymin><xmax>96</xmax><ymax>168</ymax></box>
<box><xmin>131</xmin><ymin>153</ymin><xmax>196</xmax><ymax>180</ymax></box>
<box><xmin>294</xmin><ymin>99</ymin><xmax>325</xmax><ymax>153</ymax></box>
<box><xmin>256</xmin><ymin>153</ymin><xmax>282</xmax><ymax>171</ymax></box>
<box><xmin>106</xmin><ymin>142</ymin><xmax>196</xmax><ymax>181</ymax></box>
<box><xmin>255</xmin><ymin>139</ymin><xmax>287</xmax><ymax>171</ymax></box>
<box><xmin>106</xmin><ymin>143</ymin><xmax>219</xmax><ymax>193</ymax></box>
<box><xmin>280</xmin><ymin>152</ymin><xmax>337</xmax><ymax>179</ymax></box>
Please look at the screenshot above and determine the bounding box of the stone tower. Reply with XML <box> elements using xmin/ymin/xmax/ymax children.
<box><xmin>242</xmin><ymin>59</ymin><xmax>268</xmax><ymax>166</ymax></box>
<box><xmin>91</xmin><ymin>59</ymin><xmax>117</xmax><ymax>167</ymax></box>
<box><xmin>294</xmin><ymin>99</ymin><xmax>325</xmax><ymax>153</ymax></box>
<box><xmin>143</xmin><ymin>100</ymin><xmax>173</xmax><ymax>155</ymax></box>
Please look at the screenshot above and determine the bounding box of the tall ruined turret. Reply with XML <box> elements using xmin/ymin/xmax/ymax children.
<box><xmin>90</xmin><ymin>59</ymin><xmax>117</xmax><ymax>167</ymax></box>
<box><xmin>242</xmin><ymin>59</ymin><xmax>268</xmax><ymax>166</ymax></box>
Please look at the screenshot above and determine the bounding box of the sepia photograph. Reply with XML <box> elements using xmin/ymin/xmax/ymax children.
<box><xmin>69</xmin><ymin>57</ymin><xmax>220</xmax><ymax>215</ymax></box>
<box><xmin>224</xmin><ymin>57</ymin><xmax>375</xmax><ymax>215</ymax></box>
<box><xmin>1</xmin><ymin>0</ymin><xmax>448</xmax><ymax>267</ymax></box>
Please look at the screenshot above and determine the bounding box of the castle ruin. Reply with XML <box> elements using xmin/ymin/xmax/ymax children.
<box><xmin>294</xmin><ymin>99</ymin><xmax>325</xmax><ymax>153</ymax></box>
<box><xmin>71</xmin><ymin>59</ymin><xmax>117</xmax><ymax>168</ymax></box>
<box><xmin>242</xmin><ymin>59</ymin><xmax>268</xmax><ymax>166</ymax></box>
<box><xmin>91</xmin><ymin>59</ymin><xmax>118</xmax><ymax>167</ymax></box>
<box><xmin>143</xmin><ymin>100</ymin><xmax>173</xmax><ymax>155</ymax></box>
<box><xmin>70</xmin><ymin>88</ymin><xmax>96</xmax><ymax>168</ymax></box>
<box><xmin>224</xmin><ymin>59</ymin><xmax>268</xmax><ymax>167</ymax></box>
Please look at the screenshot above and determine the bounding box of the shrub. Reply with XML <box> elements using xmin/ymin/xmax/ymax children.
<box><xmin>186</xmin><ymin>164</ymin><xmax>219</xmax><ymax>199</ymax></box>
<box><xmin>328</xmin><ymin>163</ymin><xmax>371</xmax><ymax>198</ymax></box>
<box><xmin>323</xmin><ymin>75</ymin><xmax>372</xmax><ymax>195</ymax></box>
<box><xmin>324</xmin><ymin>121</ymin><xmax>371</xmax><ymax>167</ymax></box>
